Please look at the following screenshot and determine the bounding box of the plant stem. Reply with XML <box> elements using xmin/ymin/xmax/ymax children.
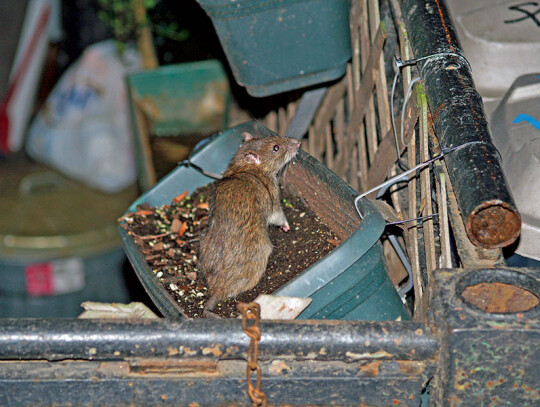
<box><xmin>133</xmin><ymin>0</ymin><xmax>158</xmax><ymax>69</ymax></box>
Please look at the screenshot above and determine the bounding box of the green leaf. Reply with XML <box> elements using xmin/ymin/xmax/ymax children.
<box><xmin>144</xmin><ymin>0</ymin><xmax>158</xmax><ymax>10</ymax></box>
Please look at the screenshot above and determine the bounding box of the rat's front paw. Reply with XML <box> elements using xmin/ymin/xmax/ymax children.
<box><xmin>281</xmin><ymin>221</ymin><xmax>290</xmax><ymax>232</ymax></box>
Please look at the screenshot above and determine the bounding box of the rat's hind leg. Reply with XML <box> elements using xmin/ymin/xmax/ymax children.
<box><xmin>203</xmin><ymin>295</ymin><xmax>222</xmax><ymax>318</ymax></box>
<box><xmin>268</xmin><ymin>208</ymin><xmax>289</xmax><ymax>231</ymax></box>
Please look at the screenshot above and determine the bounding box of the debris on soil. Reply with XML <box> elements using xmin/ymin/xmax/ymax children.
<box><xmin>119</xmin><ymin>183</ymin><xmax>340</xmax><ymax>318</ymax></box>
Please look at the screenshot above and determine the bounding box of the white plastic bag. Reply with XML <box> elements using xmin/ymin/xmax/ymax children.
<box><xmin>26</xmin><ymin>40</ymin><xmax>140</xmax><ymax>193</ymax></box>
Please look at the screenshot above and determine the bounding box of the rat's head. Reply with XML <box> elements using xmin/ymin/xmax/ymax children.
<box><xmin>229</xmin><ymin>132</ymin><xmax>301</xmax><ymax>176</ymax></box>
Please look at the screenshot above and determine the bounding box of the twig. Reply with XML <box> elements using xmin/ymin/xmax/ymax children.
<box><xmin>130</xmin><ymin>231</ymin><xmax>170</xmax><ymax>240</ymax></box>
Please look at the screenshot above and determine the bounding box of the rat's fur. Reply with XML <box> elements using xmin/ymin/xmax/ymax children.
<box><xmin>199</xmin><ymin>132</ymin><xmax>300</xmax><ymax>315</ymax></box>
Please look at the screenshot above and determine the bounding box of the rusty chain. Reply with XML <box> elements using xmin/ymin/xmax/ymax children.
<box><xmin>238</xmin><ymin>302</ymin><xmax>267</xmax><ymax>407</ymax></box>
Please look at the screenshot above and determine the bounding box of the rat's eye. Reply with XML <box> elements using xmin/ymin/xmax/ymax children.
<box><xmin>273</xmin><ymin>144</ymin><xmax>280</xmax><ymax>152</ymax></box>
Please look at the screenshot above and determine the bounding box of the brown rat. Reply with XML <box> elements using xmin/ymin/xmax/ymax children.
<box><xmin>199</xmin><ymin>131</ymin><xmax>301</xmax><ymax>316</ymax></box>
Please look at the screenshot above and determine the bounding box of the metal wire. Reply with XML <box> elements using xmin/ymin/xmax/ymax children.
<box><xmin>178</xmin><ymin>159</ymin><xmax>223</xmax><ymax>180</ymax></box>
<box><xmin>389</xmin><ymin>51</ymin><xmax>472</xmax><ymax>170</ymax></box>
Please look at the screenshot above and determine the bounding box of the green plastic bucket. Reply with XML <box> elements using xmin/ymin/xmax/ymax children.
<box><xmin>0</xmin><ymin>156</ymin><xmax>137</xmax><ymax>318</ymax></box>
<box><xmin>196</xmin><ymin>0</ymin><xmax>351</xmax><ymax>97</ymax></box>
<box><xmin>120</xmin><ymin>122</ymin><xmax>410</xmax><ymax>321</ymax></box>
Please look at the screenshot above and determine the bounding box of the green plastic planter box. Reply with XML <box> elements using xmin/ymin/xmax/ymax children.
<box><xmin>126</xmin><ymin>59</ymin><xmax>230</xmax><ymax>190</ymax></box>
<box><xmin>120</xmin><ymin>122</ymin><xmax>410</xmax><ymax>320</ymax></box>
<box><xmin>196</xmin><ymin>0</ymin><xmax>352</xmax><ymax>97</ymax></box>
<box><xmin>127</xmin><ymin>60</ymin><xmax>229</xmax><ymax>136</ymax></box>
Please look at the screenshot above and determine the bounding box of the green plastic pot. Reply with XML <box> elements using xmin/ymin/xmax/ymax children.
<box><xmin>196</xmin><ymin>0</ymin><xmax>351</xmax><ymax>97</ymax></box>
<box><xmin>119</xmin><ymin>122</ymin><xmax>410</xmax><ymax>321</ymax></box>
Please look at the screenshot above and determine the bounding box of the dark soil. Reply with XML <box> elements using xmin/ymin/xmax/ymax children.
<box><xmin>119</xmin><ymin>183</ymin><xmax>340</xmax><ymax>318</ymax></box>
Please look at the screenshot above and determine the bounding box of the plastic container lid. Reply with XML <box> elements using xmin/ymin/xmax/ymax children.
<box><xmin>0</xmin><ymin>154</ymin><xmax>138</xmax><ymax>260</ymax></box>
<box><xmin>490</xmin><ymin>74</ymin><xmax>540</xmax><ymax>260</ymax></box>
<box><xmin>446</xmin><ymin>0</ymin><xmax>540</xmax><ymax>100</ymax></box>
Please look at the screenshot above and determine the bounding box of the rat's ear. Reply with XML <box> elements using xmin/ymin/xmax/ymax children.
<box><xmin>244</xmin><ymin>153</ymin><xmax>261</xmax><ymax>165</ymax></box>
<box><xmin>242</xmin><ymin>132</ymin><xmax>253</xmax><ymax>141</ymax></box>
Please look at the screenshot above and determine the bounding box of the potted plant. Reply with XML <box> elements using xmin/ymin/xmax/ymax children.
<box><xmin>119</xmin><ymin>121</ymin><xmax>410</xmax><ymax>320</ymax></box>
